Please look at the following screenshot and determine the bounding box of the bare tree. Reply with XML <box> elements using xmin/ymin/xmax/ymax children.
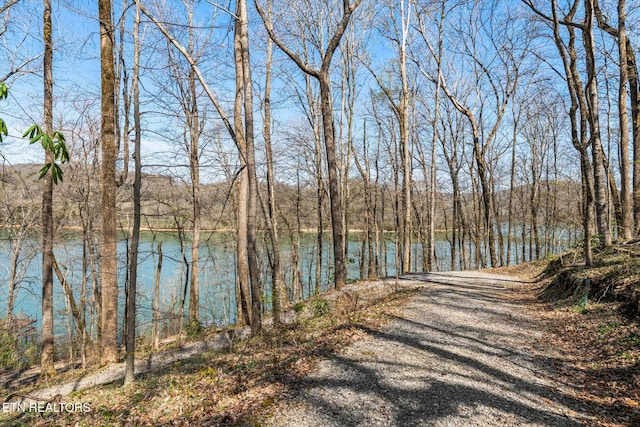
<box><xmin>259</xmin><ymin>0</ymin><xmax>283</xmax><ymax>325</ymax></box>
<box><xmin>235</xmin><ymin>0</ymin><xmax>261</xmax><ymax>332</ymax></box>
<box><xmin>1</xmin><ymin>196</ymin><xmax>38</xmax><ymax>319</ymax></box>
<box><xmin>256</xmin><ymin>0</ymin><xmax>363</xmax><ymax>289</ymax></box>
<box><xmin>366</xmin><ymin>0</ymin><xmax>412</xmax><ymax>273</ymax></box>
<box><xmin>155</xmin><ymin>0</ymin><xmax>207</xmax><ymax>328</ymax></box>
<box><xmin>40</xmin><ymin>0</ymin><xmax>55</xmax><ymax>377</ymax></box>
<box><xmin>524</xmin><ymin>0</ymin><xmax>595</xmax><ymax>263</ymax></box>
<box><xmin>124</xmin><ymin>0</ymin><xmax>141</xmax><ymax>385</ymax></box>
<box><xmin>584</xmin><ymin>0</ymin><xmax>612</xmax><ymax>246</ymax></box>
<box><xmin>418</xmin><ymin>1</ymin><xmax>519</xmax><ymax>268</ymax></box>
<box><xmin>138</xmin><ymin>0</ymin><xmax>259</xmax><ymax>328</ymax></box>
<box><xmin>412</xmin><ymin>0</ymin><xmax>446</xmax><ymax>271</ymax></box>
<box><xmin>99</xmin><ymin>0</ymin><xmax>119</xmax><ymax>364</ymax></box>
<box><xmin>616</xmin><ymin>0</ymin><xmax>632</xmax><ymax>240</ymax></box>
<box><xmin>591</xmin><ymin>0</ymin><xmax>633</xmax><ymax>239</ymax></box>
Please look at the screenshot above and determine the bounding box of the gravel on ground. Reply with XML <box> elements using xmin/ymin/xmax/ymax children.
<box><xmin>258</xmin><ymin>271</ymin><xmax>593</xmax><ymax>426</ymax></box>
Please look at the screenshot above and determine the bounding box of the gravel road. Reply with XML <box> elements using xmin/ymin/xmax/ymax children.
<box><xmin>258</xmin><ymin>271</ymin><xmax>591</xmax><ymax>426</ymax></box>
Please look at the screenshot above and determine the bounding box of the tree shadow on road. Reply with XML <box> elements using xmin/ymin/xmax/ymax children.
<box><xmin>279</xmin><ymin>318</ymin><xmax>589</xmax><ymax>426</ymax></box>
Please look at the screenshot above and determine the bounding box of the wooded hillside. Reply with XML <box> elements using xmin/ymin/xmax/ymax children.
<box><xmin>0</xmin><ymin>0</ymin><xmax>637</xmax><ymax>384</ymax></box>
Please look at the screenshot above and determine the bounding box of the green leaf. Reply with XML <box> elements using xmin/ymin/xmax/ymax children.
<box><xmin>0</xmin><ymin>83</ymin><xmax>7</xmax><ymax>143</ymax></box>
<box><xmin>52</xmin><ymin>163</ymin><xmax>63</xmax><ymax>184</ymax></box>
<box><xmin>39</xmin><ymin>163</ymin><xmax>51</xmax><ymax>180</ymax></box>
<box><xmin>23</xmin><ymin>124</ymin><xmax>37</xmax><ymax>139</ymax></box>
<box><xmin>52</xmin><ymin>130</ymin><xmax>65</xmax><ymax>143</ymax></box>
<box><xmin>0</xmin><ymin>119</ymin><xmax>6</xmax><ymax>143</ymax></box>
<box><xmin>59</xmin><ymin>141</ymin><xmax>70</xmax><ymax>163</ymax></box>
<box><xmin>61</xmin><ymin>151</ymin><xmax>69</xmax><ymax>163</ymax></box>
<box><xmin>41</xmin><ymin>133</ymin><xmax>52</xmax><ymax>150</ymax></box>
<box><xmin>24</xmin><ymin>124</ymin><xmax>43</xmax><ymax>143</ymax></box>
<box><xmin>24</xmin><ymin>125</ymin><xmax>68</xmax><ymax>184</ymax></box>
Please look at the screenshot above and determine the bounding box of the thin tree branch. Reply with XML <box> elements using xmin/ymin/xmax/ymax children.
<box><xmin>136</xmin><ymin>0</ymin><xmax>237</xmax><ymax>146</ymax></box>
<box><xmin>0</xmin><ymin>0</ymin><xmax>20</xmax><ymax>16</ymax></box>
<box><xmin>253</xmin><ymin>0</ymin><xmax>320</xmax><ymax>78</ymax></box>
<box><xmin>520</xmin><ymin>0</ymin><xmax>583</xmax><ymax>29</ymax></box>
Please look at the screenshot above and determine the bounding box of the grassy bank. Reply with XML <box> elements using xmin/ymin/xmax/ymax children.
<box><xmin>0</xmin><ymin>285</ymin><xmax>419</xmax><ymax>426</ymax></box>
<box><xmin>492</xmin><ymin>245</ymin><xmax>640</xmax><ymax>426</ymax></box>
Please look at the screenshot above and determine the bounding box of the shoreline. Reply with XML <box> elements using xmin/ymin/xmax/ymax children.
<box><xmin>3</xmin><ymin>225</ymin><xmax>451</xmax><ymax>234</ymax></box>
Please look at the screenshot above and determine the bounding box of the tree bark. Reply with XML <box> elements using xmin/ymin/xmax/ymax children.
<box><xmin>617</xmin><ymin>0</ymin><xmax>632</xmax><ymax>240</ymax></box>
<box><xmin>233</xmin><ymin>7</ymin><xmax>252</xmax><ymax>327</ymax></box>
<box><xmin>125</xmin><ymin>0</ymin><xmax>141</xmax><ymax>385</ymax></box>
<box><xmin>591</xmin><ymin>0</ymin><xmax>640</xmax><ymax>236</ymax></box>
<box><xmin>40</xmin><ymin>0</ymin><xmax>55</xmax><ymax>378</ymax></box>
<box><xmin>584</xmin><ymin>0</ymin><xmax>612</xmax><ymax>247</ymax></box>
<box><xmin>319</xmin><ymin>71</ymin><xmax>346</xmax><ymax>288</ymax></box>
<box><xmin>399</xmin><ymin>0</ymin><xmax>411</xmax><ymax>273</ymax></box>
<box><xmin>261</xmin><ymin>0</ymin><xmax>282</xmax><ymax>326</ymax></box>
<box><xmin>630</xmin><ymin>47</ymin><xmax>640</xmax><ymax>234</ymax></box>
<box><xmin>99</xmin><ymin>0</ymin><xmax>119</xmax><ymax>364</ymax></box>
<box><xmin>153</xmin><ymin>241</ymin><xmax>162</xmax><ymax>350</ymax></box>
<box><xmin>428</xmin><ymin>1</ymin><xmax>446</xmax><ymax>272</ymax></box>
<box><xmin>186</xmin><ymin>5</ymin><xmax>200</xmax><ymax>326</ymax></box>
<box><xmin>238</xmin><ymin>0</ymin><xmax>261</xmax><ymax>332</ymax></box>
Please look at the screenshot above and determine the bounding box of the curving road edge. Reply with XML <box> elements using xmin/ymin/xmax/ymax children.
<box><xmin>258</xmin><ymin>271</ymin><xmax>592</xmax><ymax>426</ymax></box>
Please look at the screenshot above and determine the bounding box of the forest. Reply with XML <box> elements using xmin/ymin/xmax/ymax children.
<box><xmin>0</xmin><ymin>0</ymin><xmax>638</xmax><ymax>392</ymax></box>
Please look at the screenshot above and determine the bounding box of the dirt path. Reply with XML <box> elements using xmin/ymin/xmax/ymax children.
<box><xmin>258</xmin><ymin>271</ymin><xmax>593</xmax><ymax>426</ymax></box>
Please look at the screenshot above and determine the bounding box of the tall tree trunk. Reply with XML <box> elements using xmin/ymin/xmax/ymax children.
<box><xmin>319</xmin><ymin>72</ymin><xmax>346</xmax><ymax>288</ymax></box>
<box><xmin>507</xmin><ymin>110</ymin><xmax>518</xmax><ymax>266</ymax></box>
<box><xmin>584</xmin><ymin>0</ymin><xmax>612</xmax><ymax>246</ymax></box>
<box><xmin>399</xmin><ymin>0</ymin><xmax>411</xmax><ymax>274</ymax></box>
<box><xmin>137</xmin><ymin>1</ymin><xmax>253</xmax><ymax>327</ymax></box>
<box><xmin>351</xmin><ymin>120</ymin><xmax>368</xmax><ymax>280</ymax></box>
<box><xmin>474</xmin><ymin>138</ymin><xmax>496</xmax><ymax>267</ymax></box>
<box><xmin>617</xmin><ymin>0</ymin><xmax>632</xmax><ymax>240</ymax></box>
<box><xmin>184</xmin><ymin>4</ymin><xmax>201</xmax><ymax>327</ymax></box>
<box><xmin>428</xmin><ymin>2</ymin><xmax>445</xmax><ymax>271</ymax></box>
<box><xmin>189</xmin><ymin>103</ymin><xmax>201</xmax><ymax>326</ymax></box>
<box><xmin>533</xmin><ymin>0</ymin><xmax>594</xmax><ymax>264</ymax></box>
<box><xmin>629</xmin><ymin>48</ymin><xmax>640</xmax><ymax>234</ymax></box>
<box><xmin>530</xmin><ymin>172</ymin><xmax>541</xmax><ymax>259</ymax></box>
<box><xmin>237</xmin><ymin>0</ymin><xmax>261</xmax><ymax>332</ymax></box>
<box><xmin>124</xmin><ymin>0</ymin><xmax>141</xmax><ymax>385</ymax></box>
<box><xmin>99</xmin><ymin>0</ymin><xmax>118</xmax><ymax>364</ymax></box>
<box><xmin>116</xmin><ymin>0</ymin><xmax>128</xmax><ymax>188</ymax></box>
<box><xmin>303</xmin><ymin>74</ymin><xmax>324</xmax><ymax>295</ymax></box>
<box><xmin>591</xmin><ymin>0</ymin><xmax>640</xmax><ymax>235</ymax></box>
<box><xmin>315</xmin><ymin>137</ymin><xmax>324</xmax><ymax>294</ymax></box>
<box><xmin>233</xmin><ymin>10</ymin><xmax>251</xmax><ymax>327</ymax></box>
<box><xmin>255</xmin><ymin>0</ymin><xmax>363</xmax><ymax>290</ymax></box>
<box><xmin>153</xmin><ymin>241</ymin><xmax>162</xmax><ymax>349</ymax></box>
<box><xmin>41</xmin><ymin>0</ymin><xmax>55</xmax><ymax>377</ymax></box>
<box><xmin>339</xmin><ymin>45</ymin><xmax>355</xmax><ymax>279</ymax></box>
<box><xmin>262</xmin><ymin>0</ymin><xmax>282</xmax><ymax>326</ymax></box>
<box><xmin>580</xmin><ymin>149</ymin><xmax>595</xmax><ymax>265</ymax></box>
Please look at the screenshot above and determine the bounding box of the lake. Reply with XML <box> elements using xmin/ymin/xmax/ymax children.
<box><xmin>0</xmin><ymin>228</ymin><xmax>576</xmax><ymax>338</ymax></box>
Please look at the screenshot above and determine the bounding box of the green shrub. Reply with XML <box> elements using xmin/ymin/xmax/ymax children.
<box><xmin>0</xmin><ymin>329</ymin><xmax>18</xmax><ymax>369</ymax></box>
<box><xmin>310</xmin><ymin>297</ymin><xmax>330</xmax><ymax>317</ymax></box>
<box><xmin>186</xmin><ymin>320</ymin><xmax>204</xmax><ymax>339</ymax></box>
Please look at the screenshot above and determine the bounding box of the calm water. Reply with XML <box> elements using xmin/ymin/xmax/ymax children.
<box><xmin>0</xmin><ymin>228</ymin><xmax>575</xmax><ymax>338</ymax></box>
